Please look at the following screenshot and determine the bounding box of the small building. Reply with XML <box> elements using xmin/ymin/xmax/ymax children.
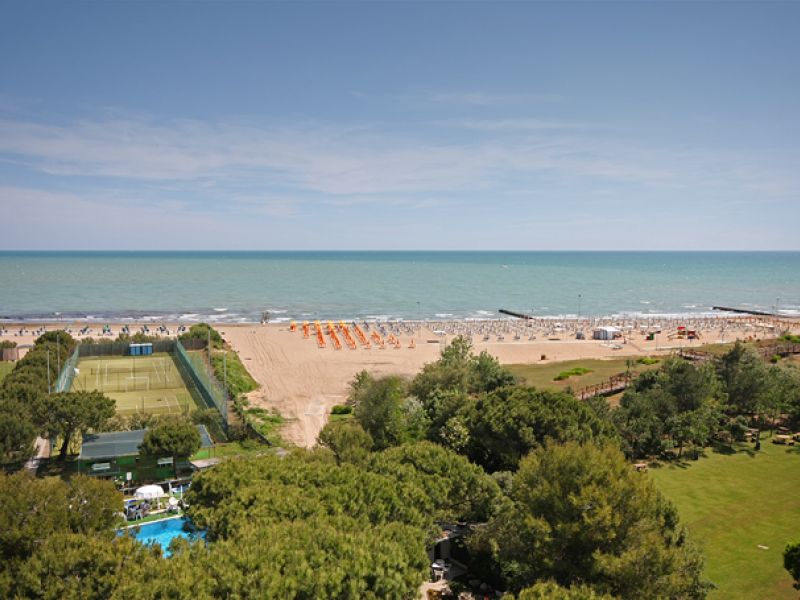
<box><xmin>78</xmin><ymin>425</ymin><xmax>214</xmax><ymax>482</ymax></box>
<box><xmin>593</xmin><ymin>326</ymin><xmax>620</xmax><ymax>341</ymax></box>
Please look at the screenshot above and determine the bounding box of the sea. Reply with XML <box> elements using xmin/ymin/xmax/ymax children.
<box><xmin>0</xmin><ymin>251</ymin><xmax>798</xmax><ymax>323</ymax></box>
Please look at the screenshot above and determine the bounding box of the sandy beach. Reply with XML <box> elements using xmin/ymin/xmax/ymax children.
<box><xmin>213</xmin><ymin>316</ymin><xmax>794</xmax><ymax>447</ymax></box>
<box><xmin>3</xmin><ymin>316</ymin><xmax>796</xmax><ymax>447</ymax></box>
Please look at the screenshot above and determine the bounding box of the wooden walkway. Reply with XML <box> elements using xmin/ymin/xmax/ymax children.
<box><xmin>579</xmin><ymin>340</ymin><xmax>800</xmax><ymax>401</ymax></box>
<box><xmin>577</xmin><ymin>372</ymin><xmax>635</xmax><ymax>401</ymax></box>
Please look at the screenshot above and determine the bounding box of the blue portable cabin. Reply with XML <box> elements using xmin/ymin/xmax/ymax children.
<box><xmin>129</xmin><ymin>343</ymin><xmax>141</xmax><ymax>356</ymax></box>
<box><xmin>142</xmin><ymin>343</ymin><xmax>153</xmax><ymax>355</ymax></box>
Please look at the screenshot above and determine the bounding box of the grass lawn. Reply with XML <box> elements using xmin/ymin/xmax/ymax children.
<box><xmin>0</xmin><ymin>361</ymin><xmax>14</xmax><ymax>384</ymax></box>
<box><xmin>506</xmin><ymin>357</ymin><xmax>659</xmax><ymax>391</ymax></box>
<box><xmin>73</xmin><ymin>354</ymin><xmax>204</xmax><ymax>417</ymax></box>
<box><xmin>649</xmin><ymin>439</ymin><xmax>800</xmax><ymax>599</ymax></box>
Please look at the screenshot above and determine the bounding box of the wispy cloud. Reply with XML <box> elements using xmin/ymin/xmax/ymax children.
<box><xmin>0</xmin><ymin>112</ymin><xmax>797</xmax><ymax>216</ymax></box>
<box><xmin>420</xmin><ymin>90</ymin><xmax>562</xmax><ymax>106</ymax></box>
<box><xmin>456</xmin><ymin>118</ymin><xmax>602</xmax><ymax>131</ymax></box>
<box><xmin>355</xmin><ymin>90</ymin><xmax>562</xmax><ymax>108</ymax></box>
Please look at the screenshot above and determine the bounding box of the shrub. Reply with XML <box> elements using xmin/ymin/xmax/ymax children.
<box><xmin>637</xmin><ymin>356</ymin><xmax>660</xmax><ymax>365</ymax></box>
<box><xmin>553</xmin><ymin>367</ymin><xmax>592</xmax><ymax>381</ymax></box>
<box><xmin>331</xmin><ymin>404</ymin><xmax>352</xmax><ymax>415</ymax></box>
<box><xmin>179</xmin><ymin>323</ymin><xmax>224</xmax><ymax>349</ymax></box>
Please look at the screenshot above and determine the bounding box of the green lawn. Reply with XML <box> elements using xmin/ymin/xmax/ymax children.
<box><xmin>649</xmin><ymin>440</ymin><xmax>800</xmax><ymax>599</ymax></box>
<box><xmin>506</xmin><ymin>358</ymin><xmax>659</xmax><ymax>391</ymax></box>
<box><xmin>0</xmin><ymin>361</ymin><xmax>14</xmax><ymax>384</ymax></box>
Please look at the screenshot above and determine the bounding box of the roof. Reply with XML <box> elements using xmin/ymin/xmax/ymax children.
<box><xmin>80</xmin><ymin>424</ymin><xmax>213</xmax><ymax>460</ymax></box>
<box><xmin>189</xmin><ymin>457</ymin><xmax>222</xmax><ymax>470</ymax></box>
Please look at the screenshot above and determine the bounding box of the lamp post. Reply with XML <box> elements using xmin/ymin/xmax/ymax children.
<box><xmin>416</xmin><ymin>301</ymin><xmax>421</xmax><ymax>340</ymax></box>
<box><xmin>577</xmin><ymin>294</ymin><xmax>582</xmax><ymax>322</ymax></box>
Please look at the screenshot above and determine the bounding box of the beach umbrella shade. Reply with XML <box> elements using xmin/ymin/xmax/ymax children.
<box><xmin>134</xmin><ymin>485</ymin><xmax>167</xmax><ymax>500</ymax></box>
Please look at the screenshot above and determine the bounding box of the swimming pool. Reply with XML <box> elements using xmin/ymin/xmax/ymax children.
<box><xmin>124</xmin><ymin>517</ymin><xmax>204</xmax><ymax>556</ymax></box>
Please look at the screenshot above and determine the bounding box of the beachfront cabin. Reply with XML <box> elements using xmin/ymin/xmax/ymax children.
<box><xmin>77</xmin><ymin>425</ymin><xmax>214</xmax><ymax>483</ymax></box>
<box><xmin>593</xmin><ymin>326</ymin><xmax>620</xmax><ymax>341</ymax></box>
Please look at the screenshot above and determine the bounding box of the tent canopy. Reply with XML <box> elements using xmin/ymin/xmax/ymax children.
<box><xmin>134</xmin><ymin>484</ymin><xmax>167</xmax><ymax>500</ymax></box>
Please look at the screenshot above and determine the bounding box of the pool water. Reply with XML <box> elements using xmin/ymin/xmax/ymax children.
<box><xmin>125</xmin><ymin>517</ymin><xmax>204</xmax><ymax>556</ymax></box>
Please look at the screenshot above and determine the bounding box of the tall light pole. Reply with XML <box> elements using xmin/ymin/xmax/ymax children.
<box><xmin>577</xmin><ymin>294</ymin><xmax>582</xmax><ymax>322</ymax></box>
<box><xmin>416</xmin><ymin>301</ymin><xmax>421</xmax><ymax>339</ymax></box>
<box><xmin>56</xmin><ymin>332</ymin><xmax>60</xmax><ymax>390</ymax></box>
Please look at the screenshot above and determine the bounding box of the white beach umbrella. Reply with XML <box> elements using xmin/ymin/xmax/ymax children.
<box><xmin>134</xmin><ymin>485</ymin><xmax>167</xmax><ymax>500</ymax></box>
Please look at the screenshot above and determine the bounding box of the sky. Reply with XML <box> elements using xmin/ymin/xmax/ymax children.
<box><xmin>0</xmin><ymin>1</ymin><xmax>798</xmax><ymax>250</ymax></box>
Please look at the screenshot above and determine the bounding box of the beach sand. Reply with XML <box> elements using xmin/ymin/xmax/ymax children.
<box><xmin>220</xmin><ymin>318</ymin><xmax>787</xmax><ymax>447</ymax></box>
<box><xmin>3</xmin><ymin>317</ymin><xmax>795</xmax><ymax>448</ymax></box>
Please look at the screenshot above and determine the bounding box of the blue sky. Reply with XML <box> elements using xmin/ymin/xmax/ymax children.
<box><xmin>1</xmin><ymin>1</ymin><xmax>798</xmax><ymax>250</ymax></box>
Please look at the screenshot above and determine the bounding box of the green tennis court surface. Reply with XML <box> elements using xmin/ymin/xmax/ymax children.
<box><xmin>71</xmin><ymin>353</ymin><xmax>203</xmax><ymax>416</ymax></box>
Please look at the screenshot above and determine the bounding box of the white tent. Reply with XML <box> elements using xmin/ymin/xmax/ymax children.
<box><xmin>593</xmin><ymin>326</ymin><xmax>620</xmax><ymax>341</ymax></box>
<box><xmin>134</xmin><ymin>484</ymin><xmax>167</xmax><ymax>500</ymax></box>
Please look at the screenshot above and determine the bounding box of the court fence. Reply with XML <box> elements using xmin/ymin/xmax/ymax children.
<box><xmin>175</xmin><ymin>340</ymin><xmax>229</xmax><ymax>432</ymax></box>
<box><xmin>64</xmin><ymin>338</ymin><xmax>229</xmax><ymax>431</ymax></box>
<box><xmin>56</xmin><ymin>346</ymin><xmax>80</xmax><ymax>392</ymax></box>
<box><xmin>76</xmin><ymin>339</ymin><xmax>182</xmax><ymax>357</ymax></box>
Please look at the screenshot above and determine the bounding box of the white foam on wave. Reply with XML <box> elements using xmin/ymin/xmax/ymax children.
<box><xmin>213</xmin><ymin>308</ymin><xmax>228</xmax><ymax>312</ymax></box>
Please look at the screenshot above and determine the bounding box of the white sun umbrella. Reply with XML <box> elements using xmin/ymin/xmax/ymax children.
<box><xmin>134</xmin><ymin>485</ymin><xmax>167</xmax><ymax>500</ymax></box>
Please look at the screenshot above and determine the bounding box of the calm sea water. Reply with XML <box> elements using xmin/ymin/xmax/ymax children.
<box><xmin>0</xmin><ymin>251</ymin><xmax>798</xmax><ymax>322</ymax></box>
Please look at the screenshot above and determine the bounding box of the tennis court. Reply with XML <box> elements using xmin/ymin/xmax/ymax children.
<box><xmin>71</xmin><ymin>353</ymin><xmax>204</xmax><ymax>416</ymax></box>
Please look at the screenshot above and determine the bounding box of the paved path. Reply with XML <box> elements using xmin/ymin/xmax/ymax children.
<box><xmin>23</xmin><ymin>437</ymin><xmax>49</xmax><ymax>474</ymax></box>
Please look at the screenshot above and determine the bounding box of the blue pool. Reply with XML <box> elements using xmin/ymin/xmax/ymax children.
<box><xmin>124</xmin><ymin>517</ymin><xmax>205</xmax><ymax>556</ymax></box>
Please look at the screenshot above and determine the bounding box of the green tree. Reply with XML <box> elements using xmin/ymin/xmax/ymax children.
<box><xmin>139</xmin><ymin>417</ymin><xmax>202</xmax><ymax>472</ymax></box>
<box><xmin>179</xmin><ymin>323</ymin><xmax>223</xmax><ymax>349</ymax></box>
<box><xmin>10</xmin><ymin>533</ymin><xmax>169</xmax><ymax>599</ymax></box>
<box><xmin>33</xmin><ymin>390</ymin><xmax>116</xmax><ymax>459</ymax></box>
<box><xmin>0</xmin><ymin>472</ymin><xmax>121</xmax><ymax>564</ymax></box>
<box><xmin>614</xmin><ymin>359</ymin><xmax>721</xmax><ymax>459</ymax></box>
<box><xmin>763</xmin><ymin>365</ymin><xmax>800</xmax><ymax>430</ymax></box>
<box><xmin>317</xmin><ymin>419</ymin><xmax>373</xmax><ymax>464</ymax></box>
<box><xmin>34</xmin><ymin>329</ymin><xmax>76</xmax><ymax>348</ymax></box>
<box><xmin>777</xmin><ymin>364</ymin><xmax>800</xmax><ymax>426</ymax></box>
<box><xmin>351</xmin><ymin>375</ymin><xmax>428</xmax><ymax>450</ymax></box>
<box><xmin>182</xmin><ymin>452</ymin><xmax>433</xmax><ymax>597</ymax></box>
<box><xmin>661</xmin><ymin>358</ymin><xmax>719</xmax><ymax>413</ymax></box>
<box><xmin>0</xmin><ymin>406</ymin><xmax>37</xmax><ymax>463</ymax></box>
<box><xmin>409</xmin><ymin>336</ymin><xmax>515</xmax><ymax>441</ymax></box>
<box><xmin>716</xmin><ymin>343</ymin><xmax>772</xmax><ymax>449</ymax></box>
<box><xmin>201</xmin><ymin>517</ymin><xmax>427</xmax><ymax>599</ymax></box>
<box><xmin>368</xmin><ymin>441</ymin><xmax>500</xmax><ymax>523</ymax></box>
<box><xmin>516</xmin><ymin>581</ymin><xmax>616</xmax><ymax>599</ymax></box>
<box><xmin>481</xmin><ymin>442</ymin><xmax>710</xmax><ymax>598</ymax></box>
<box><xmin>716</xmin><ymin>342</ymin><xmax>769</xmax><ymax>415</ymax></box>
<box><xmin>612</xmin><ymin>390</ymin><xmax>666</xmax><ymax>459</ymax></box>
<box><xmin>462</xmin><ymin>386</ymin><xmax>615</xmax><ymax>472</ymax></box>
<box><xmin>784</xmin><ymin>541</ymin><xmax>800</xmax><ymax>590</ymax></box>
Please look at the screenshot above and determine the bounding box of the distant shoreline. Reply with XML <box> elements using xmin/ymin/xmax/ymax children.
<box><xmin>2</xmin><ymin>309</ymin><xmax>798</xmax><ymax>326</ymax></box>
